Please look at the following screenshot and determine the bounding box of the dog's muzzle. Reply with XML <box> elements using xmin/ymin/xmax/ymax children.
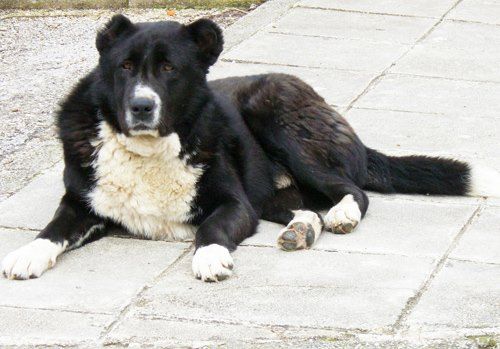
<box><xmin>129</xmin><ymin>97</ymin><xmax>156</xmax><ymax>129</ymax></box>
<box><xmin>126</xmin><ymin>84</ymin><xmax>162</xmax><ymax>135</ymax></box>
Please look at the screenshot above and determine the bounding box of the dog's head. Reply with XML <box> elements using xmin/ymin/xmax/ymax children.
<box><xmin>95</xmin><ymin>14</ymin><xmax>223</xmax><ymax>137</ymax></box>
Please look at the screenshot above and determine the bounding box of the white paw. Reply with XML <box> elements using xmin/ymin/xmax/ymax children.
<box><xmin>1</xmin><ymin>239</ymin><xmax>66</xmax><ymax>280</ymax></box>
<box><xmin>277</xmin><ymin>210</ymin><xmax>323</xmax><ymax>251</ymax></box>
<box><xmin>324</xmin><ymin>194</ymin><xmax>361</xmax><ymax>234</ymax></box>
<box><xmin>192</xmin><ymin>244</ymin><xmax>234</xmax><ymax>282</ymax></box>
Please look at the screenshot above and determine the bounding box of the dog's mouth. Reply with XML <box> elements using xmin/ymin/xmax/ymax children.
<box><xmin>128</xmin><ymin>124</ymin><xmax>160</xmax><ymax>138</ymax></box>
<box><xmin>131</xmin><ymin>123</ymin><xmax>150</xmax><ymax>131</ymax></box>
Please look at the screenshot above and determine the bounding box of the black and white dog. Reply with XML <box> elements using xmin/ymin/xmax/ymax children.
<box><xmin>2</xmin><ymin>15</ymin><xmax>496</xmax><ymax>282</ymax></box>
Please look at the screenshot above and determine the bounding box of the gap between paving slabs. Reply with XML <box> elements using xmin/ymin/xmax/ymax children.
<box><xmin>391</xmin><ymin>202</ymin><xmax>485</xmax><ymax>332</ymax></box>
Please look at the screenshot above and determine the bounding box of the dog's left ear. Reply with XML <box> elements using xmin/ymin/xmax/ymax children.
<box><xmin>186</xmin><ymin>19</ymin><xmax>224</xmax><ymax>68</ymax></box>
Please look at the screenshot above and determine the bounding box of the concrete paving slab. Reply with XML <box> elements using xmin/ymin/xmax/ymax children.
<box><xmin>105</xmin><ymin>315</ymin><xmax>279</xmax><ymax>347</ymax></box>
<box><xmin>222</xmin><ymin>0</ymin><xmax>298</xmax><ymax>51</ymax></box>
<box><xmin>450</xmin><ymin>207</ymin><xmax>500</xmax><ymax>264</ymax></box>
<box><xmin>365</xmin><ymin>192</ymin><xmax>482</xmax><ymax>206</ymax></box>
<box><xmin>345</xmin><ymin>108</ymin><xmax>500</xmax><ymax>160</ymax></box>
<box><xmin>209</xmin><ymin>61</ymin><xmax>376</xmax><ymax>107</ymax></box>
<box><xmin>355</xmin><ymin>73</ymin><xmax>500</xmax><ymax>118</ymax></box>
<box><xmin>223</xmin><ymin>31</ymin><xmax>408</xmax><ymax>72</ymax></box>
<box><xmin>244</xmin><ymin>332</ymin><xmax>489</xmax><ymax>349</ymax></box>
<box><xmin>0</xmin><ymin>162</ymin><xmax>64</xmax><ymax>230</ymax></box>
<box><xmin>132</xmin><ymin>246</ymin><xmax>434</xmax><ymax>330</ymax></box>
<box><xmin>244</xmin><ymin>197</ymin><xmax>476</xmax><ymax>258</ymax></box>
<box><xmin>316</xmin><ymin>199</ymin><xmax>476</xmax><ymax>258</ymax></box>
<box><xmin>447</xmin><ymin>0</ymin><xmax>500</xmax><ymax>26</ymax></box>
<box><xmin>296</xmin><ymin>0</ymin><xmax>457</xmax><ymax>18</ymax></box>
<box><xmin>487</xmin><ymin>198</ymin><xmax>500</xmax><ymax>207</ymax></box>
<box><xmin>272</xmin><ymin>7</ymin><xmax>435</xmax><ymax>44</ymax></box>
<box><xmin>0</xmin><ymin>229</ymin><xmax>190</xmax><ymax>314</ymax></box>
<box><xmin>406</xmin><ymin>260</ymin><xmax>500</xmax><ymax>328</ymax></box>
<box><xmin>242</xmin><ymin>219</ymin><xmax>283</xmax><ymax>247</ymax></box>
<box><xmin>0</xmin><ymin>228</ymin><xmax>36</xmax><ymax>251</ymax></box>
<box><xmin>0</xmin><ymin>306</ymin><xmax>111</xmax><ymax>347</ymax></box>
<box><xmin>392</xmin><ymin>21</ymin><xmax>500</xmax><ymax>82</ymax></box>
<box><xmin>0</xmin><ymin>134</ymin><xmax>62</xmax><ymax>203</ymax></box>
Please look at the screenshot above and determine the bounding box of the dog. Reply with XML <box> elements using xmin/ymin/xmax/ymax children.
<box><xmin>1</xmin><ymin>15</ymin><xmax>496</xmax><ymax>282</ymax></box>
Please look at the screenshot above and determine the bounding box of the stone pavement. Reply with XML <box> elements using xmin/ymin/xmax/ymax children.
<box><xmin>0</xmin><ymin>0</ymin><xmax>499</xmax><ymax>347</ymax></box>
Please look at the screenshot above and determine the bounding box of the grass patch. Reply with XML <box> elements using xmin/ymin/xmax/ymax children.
<box><xmin>132</xmin><ymin>0</ymin><xmax>266</xmax><ymax>9</ymax></box>
<box><xmin>467</xmin><ymin>335</ymin><xmax>498</xmax><ymax>348</ymax></box>
<box><xmin>0</xmin><ymin>0</ymin><xmax>265</xmax><ymax>10</ymax></box>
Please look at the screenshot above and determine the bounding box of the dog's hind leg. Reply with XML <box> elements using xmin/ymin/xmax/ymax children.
<box><xmin>261</xmin><ymin>185</ymin><xmax>324</xmax><ymax>251</ymax></box>
<box><xmin>280</xmin><ymin>165</ymin><xmax>369</xmax><ymax>235</ymax></box>
<box><xmin>1</xmin><ymin>193</ymin><xmax>107</xmax><ymax>280</ymax></box>
<box><xmin>315</xmin><ymin>179</ymin><xmax>369</xmax><ymax>234</ymax></box>
<box><xmin>277</xmin><ymin>210</ymin><xmax>324</xmax><ymax>251</ymax></box>
<box><xmin>235</xmin><ymin>74</ymin><xmax>370</xmax><ymax>233</ymax></box>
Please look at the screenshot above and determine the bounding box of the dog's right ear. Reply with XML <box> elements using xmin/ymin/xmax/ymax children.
<box><xmin>96</xmin><ymin>14</ymin><xmax>136</xmax><ymax>53</ymax></box>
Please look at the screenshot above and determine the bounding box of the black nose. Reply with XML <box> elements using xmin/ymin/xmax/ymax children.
<box><xmin>130</xmin><ymin>97</ymin><xmax>155</xmax><ymax>120</ymax></box>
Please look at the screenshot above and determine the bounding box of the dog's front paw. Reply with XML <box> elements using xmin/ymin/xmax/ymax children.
<box><xmin>192</xmin><ymin>244</ymin><xmax>234</xmax><ymax>282</ymax></box>
<box><xmin>1</xmin><ymin>239</ymin><xmax>65</xmax><ymax>280</ymax></box>
<box><xmin>324</xmin><ymin>195</ymin><xmax>361</xmax><ymax>234</ymax></box>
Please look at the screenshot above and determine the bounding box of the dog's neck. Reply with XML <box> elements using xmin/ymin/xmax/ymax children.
<box><xmin>95</xmin><ymin>122</ymin><xmax>182</xmax><ymax>159</ymax></box>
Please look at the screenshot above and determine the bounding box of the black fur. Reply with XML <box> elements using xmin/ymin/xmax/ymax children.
<box><xmin>365</xmin><ymin>148</ymin><xmax>471</xmax><ymax>195</ymax></box>
<box><xmin>19</xmin><ymin>16</ymin><xmax>471</xmax><ymax>278</ymax></box>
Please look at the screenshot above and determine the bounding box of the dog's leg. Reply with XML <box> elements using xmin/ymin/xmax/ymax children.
<box><xmin>1</xmin><ymin>193</ymin><xmax>106</xmax><ymax>280</ymax></box>
<box><xmin>277</xmin><ymin>210</ymin><xmax>324</xmax><ymax>251</ymax></box>
<box><xmin>261</xmin><ymin>185</ymin><xmax>302</xmax><ymax>224</ymax></box>
<box><xmin>192</xmin><ymin>198</ymin><xmax>258</xmax><ymax>282</ymax></box>
<box><xmin>271</xmin><ymin>172</ymin><xmax>368</xmax><ymax>235</ymax></box>
<box><xmin>260</xmin><ymin>185</ymin><xmax>324</xmax><ymax>251</ymax></box>
<box><xmin>322</xmin><ymin>183</ymin><xmax>368</xmax><ymax>234</ymax></box>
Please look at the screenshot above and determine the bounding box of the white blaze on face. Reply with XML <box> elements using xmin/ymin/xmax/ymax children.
<box><xmin>126</xmin><ymin>83</ymin><xmax>163</xmax><ymax>134</ymax></box>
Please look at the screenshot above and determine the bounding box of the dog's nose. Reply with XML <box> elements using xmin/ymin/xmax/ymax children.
<box><xmin>130</xmin><ymin>97</ymin><xmax>155</xmax><ymax>120</ymax></box>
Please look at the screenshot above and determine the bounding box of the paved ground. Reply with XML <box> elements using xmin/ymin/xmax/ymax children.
<box><xmin>0</xmin><ymin>0</ymin><xmax>499</xmax><ymax>348</ymax></box>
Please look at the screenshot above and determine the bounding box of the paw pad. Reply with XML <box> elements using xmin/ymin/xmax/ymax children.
<box><xmin>277</xmin><ymin>222</ymin><xmax>315</xmax><ymax>251</ymax></box>
<box><xmin>332</xmin><ymin>220</ymin><xmax>357</xmax><ymax>234</ymax></box>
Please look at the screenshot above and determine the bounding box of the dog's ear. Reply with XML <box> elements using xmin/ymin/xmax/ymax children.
<box><xmin>96</xmin><ymin>14</ymin><xmax>136</xmax><ymax>53</ymax></box>
<box><xmin>186</xmin><ymin>19</ymin><xmax>224</xmax><ymax>68</ymax></box>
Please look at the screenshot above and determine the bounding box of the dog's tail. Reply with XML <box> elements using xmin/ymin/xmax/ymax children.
<box><xmin>364</xmin><ymin>148</ymin><xmax>500</xmax><ymax>197</ymax></box>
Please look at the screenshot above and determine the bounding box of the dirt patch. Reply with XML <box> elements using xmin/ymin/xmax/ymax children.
<box><xmin>0</xmin><ymin>0</ymin><xmax>264</xmax><ymax>10</ymax></box>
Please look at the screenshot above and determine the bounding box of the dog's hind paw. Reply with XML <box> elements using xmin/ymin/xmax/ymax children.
<box><xmin>1</xmin><ymin>239</ymin><xmax>65</xmax><ymax>280</ymax></box>
<box><xmin>192</xmin><ymin>244</ymin><xmax>234</xmax><ymax>282</ymax></box>
<box><xmin>277</xmin><ymin>210</ymin><xmax>323</xmax><ymax>251</ymax></box>
<box><xmin>324</xmin><ymin>195</ymin><xmax>361</xmax><ymax>234</ymax></box>
<box><xmin>278</xmin><ymin>222</ymin><xmax>316</xmax><ymax>251</ymax></box>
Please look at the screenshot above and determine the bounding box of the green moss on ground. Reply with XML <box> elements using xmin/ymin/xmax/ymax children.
<box><xmin>0</xmin><ymin>0</ymin><xmax>265</xmax><ymax>10</ymax></box>
<box><xmin>133</xmin><ymin>0</ymin><xmax>265</xmax><ymax>9</ymax></box>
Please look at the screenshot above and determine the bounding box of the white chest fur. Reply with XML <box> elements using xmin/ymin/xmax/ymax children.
<box><xmin>88</xmin><ymin>122</ymin><xmax>203</xmax><ymax>241</ymax></box>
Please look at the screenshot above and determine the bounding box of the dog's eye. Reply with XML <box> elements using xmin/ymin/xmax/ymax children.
<box><xmin>162</xmin><ymin>62</ymin><xmax>174</xmax><ymax>72</ymax></box>
<box><xmin>122</xmin><ymin>60</ymin><xmax>133</xmax><ymax>70</ymax></box>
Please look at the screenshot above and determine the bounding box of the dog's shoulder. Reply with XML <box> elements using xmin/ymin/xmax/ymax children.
<box><xmin>57</xmin><ymin>68</ymin><xmax>101</xmax><ymax>164</ymax></box>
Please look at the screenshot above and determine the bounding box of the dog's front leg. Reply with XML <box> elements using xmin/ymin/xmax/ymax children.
<box><xmin>192</xmin><ymin>199</ymin><xmax>257</xmax><ymax>282</ymax></box>
<box><xmin>1</xmin><ymin>193</ymin><xmax>106</xmax><ymax>280</ymax></box>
